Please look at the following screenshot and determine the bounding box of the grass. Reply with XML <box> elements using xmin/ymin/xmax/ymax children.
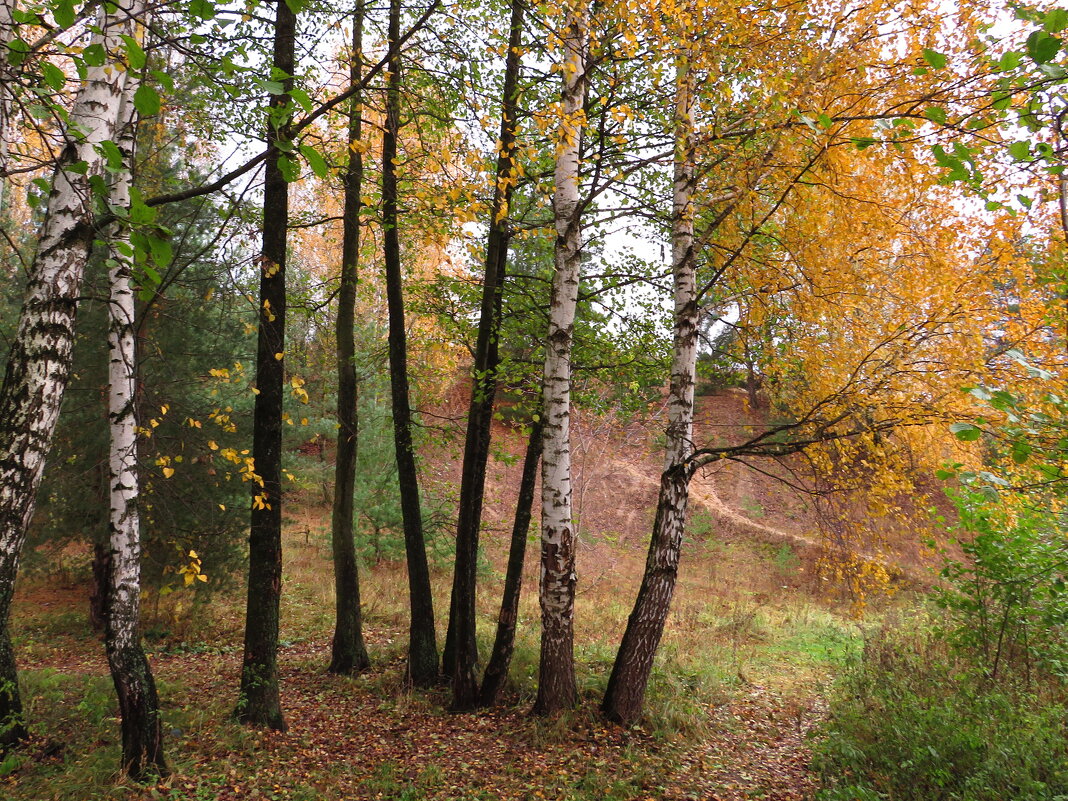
<box><xmin>0</xmin><ymin>495</ymin><xmax>866</xmax><ymax>800</ymax></box>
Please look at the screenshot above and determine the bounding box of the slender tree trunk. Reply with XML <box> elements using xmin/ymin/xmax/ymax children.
<box><xmin>0</xmin><ymin>0</ymin><xmax>14</xmax><ymax>216</ymax></box>
<box><xmin>602</xmin><ymin>60</ymin><xmax>697</xmax><ymax>725</ymax></box>
<box><xmin>479</xmin><ymin>415</ymin><xmax>542</xmax><ymax>707</ymax></box>
<box><xmin>448</xmin><ymin>0</ymin><xmax>526</xmax><ymax>711</ymax></box>
<box><xmin>382</xmin><ymin>0</ymin><xmax>437</xmax><ymax>686</ymax></box>
<box><xmin>237</xmin><ymin>0</ymin><xmax>295</xmax><ymax>731</ymax></box>
<box><xmin>0</xmin><ymin>4</ymin><xmax>135</xmax><ymax>748</ymax></box>
<box><xmin>104</xmin><ymin>70</ymin><xmax>167</xmax><ymax>780</ymax></box>
<box><xmin>534</xmin><ymin>0</ymin><xmax>589</xmax><ymax>716</ymax></box>
<box><xmin>329</xmin><ymin>0</ymin><xmax>371</xmax><ymax>677</ymax></box>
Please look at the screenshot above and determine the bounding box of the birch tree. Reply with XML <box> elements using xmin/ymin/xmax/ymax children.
<box><xmin>602</xmin><ymin>55</ymin><xmax>696</xmax><ymax>725</ymax></box>
<box><xmin>103</xmin><ymin>37</ymin><xmax>167</xmax><ymax>776</ymax></box>
<box><xmin>535</xmin><ymin>0</ymin><xmax>590</xmax><ymax>715</ymax></box>
<box><xmin>0</xmin><ymin>2</ymin><xmax>138</xmax><ymax>746</ymax></box>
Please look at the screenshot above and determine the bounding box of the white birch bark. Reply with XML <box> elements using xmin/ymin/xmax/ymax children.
<box><xmin>602</xmin><ymin>58</ymin><xmax>698</xmax><ymax>724</ymax></box>
<box><xmin>0</xmin><ymin>2</ymin><xmax>136</xmax><ymax>742</ymax></box>
<box><xmin>535</xmin><ymin>0</ymin><xmax>589</xmax><ymax>715</ymax></box>
<box><xmin>103</xmin><ymin>30</ymin><xmax>166</xmax><ymax>774</ymax></box>
<box><xmin>107</xmin><ymin>87</ymin><xmax>141</xmax><ymax>681</ymax></box>
<box><xmin>0</xmin><ymin>0</ymin><xmax>16</xmax><ymax>215</ymax></box>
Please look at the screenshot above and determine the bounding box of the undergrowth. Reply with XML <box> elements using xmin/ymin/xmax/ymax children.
<box><xmin>814</xmin><ymin>624</ymin><xmax>1068</xmax><ymax>800</ymax></box>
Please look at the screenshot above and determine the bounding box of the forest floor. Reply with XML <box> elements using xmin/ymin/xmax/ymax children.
<box><xmin>1</xmin><ymin>391</ymin><xmax>936</xmax><ymax>800</ymax></box>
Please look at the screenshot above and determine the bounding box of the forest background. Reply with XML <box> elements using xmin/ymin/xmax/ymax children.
<box><xmin>0</xmin><ymin>0</ymin><xmax>1065</xmax><ymax>796</ymax></box>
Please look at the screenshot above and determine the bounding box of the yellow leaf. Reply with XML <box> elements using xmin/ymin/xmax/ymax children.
<box><xmin>162</xmin><ymin>467</ymin><xmax>175</xmax><ymax>478</ymax></box>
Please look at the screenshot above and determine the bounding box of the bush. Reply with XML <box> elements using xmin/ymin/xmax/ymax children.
<box><xmin>813</xmin><ymin>625</ymin><xmax>1068</xmax><ymax>800</ymax></box>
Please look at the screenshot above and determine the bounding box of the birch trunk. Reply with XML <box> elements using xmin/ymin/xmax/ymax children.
<box><xmin>382</xmin><ymin>0</ymin><xmax>438</xmax><ymax>686</ymax></box>
<box><xmin>237</xmin><ymin>0</ymin><xmax>295</xmax><ymax>731</ymax></box>
<box><xmin>329</xmin><ymin>0</ymin><xmax>371</xmax><ymax>677</ymax></box>
<box><xmin>104</xmin><ymin>57</ymin><xmax>167</xmax><ymax>778</ymax></box>
<box><xmin>602</xmin><ymin>61</ymin><xmax>697</xmax><ymax>725</ymax></box>
<box><xmin>0</xmin><ymin>0</ymin><xmax>14</xmax><ymax>210</ymax></box>
<box><xmin>0</xmin><ymin>5</ymin><xmax>135</xmax><ymax>747</ymax></box>
<box><xmin>534</xmin><ymin>0</ymin><xmax>589</xmax><ymax>716</ymax></box>
<box><xmin>448</xmin><ymin>0</ymin><xmax>525</xmax><ymax>710</ymax></box>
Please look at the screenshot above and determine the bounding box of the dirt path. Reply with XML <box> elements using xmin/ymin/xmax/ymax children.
<box><xmin>667</xmin><ymin>685</ymin><xmax>825</xmax><ymax>800</ymax></box>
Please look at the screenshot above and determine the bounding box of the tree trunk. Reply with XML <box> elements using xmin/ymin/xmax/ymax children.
<box><xmin>382</xmin><ymin>0</ymin><xmax>438</xmax><ymax>687</ymax></box>
<box><xmin>237</xmin><ymin>0</ymin><xmax>295</xmax><ymax>731</ymax></box>
<box><xmin>602</xmin><ymin>60</ymin><xmax>697</xmax><ymax>725</ymax></box>
<box><xmin>104</xmin><ymin>64</ymin><xmax>167</xmax><ymax>779</ymax></box>
<box><xmin>89</xmin><ymin>542</ymin><xmax>111</xmax><ymax>632</ymax></box>
<box><xmin>479</xmin><ymin>415</ymin><xmax>542</xmax><ymax>706</ymax></box>
<box><xmin>0</xmin><ymin>0</ymin><xmax>14</xmax><ymax>213</ymax></box>
<box><xmin>329</xmin><ymin>0</ymin><xmax>371</xmax><ymax>677</ymax></box>
<box><xmin>0</xmin><ymin>5</ymin><xmax>135</xmax><ymax>748</ymax></box>
<box><xmin>447</xmin><ymin>0</ymin><xmax>526</xmax><ymax>711</ymax></box>
<box><xmin>534</xmin><ymin>0</ymin><xmax>589</xmax><ymax>717</ymax></box>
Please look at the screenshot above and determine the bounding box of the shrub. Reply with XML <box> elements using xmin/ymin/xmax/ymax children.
<box><xmin>813</xmin><ymin>625</ymin><xmax>1068</xmax><ymax>800</ymax></box>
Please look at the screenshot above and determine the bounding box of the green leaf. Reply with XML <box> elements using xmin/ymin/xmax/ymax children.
<box><xmin>188</xmin><ymin>0</ymin><xmax>215</xmax><ymax>20</ymax></box>
<box><xmin>6</xmin><ymin>37</ymin><xmax>28</xmax><ymax>67</ymax></box>
<box><xmin>298</xmin><ymin>144</ymin><xmax>328</xmax><ymax>178</ymax></box>
<box><xmin>147</xmin><ymin>234</ymin><xmax>172</xmax><ymax>268</ymax></box>
<box><xmin>922</xmin><ymin>49</ymin><xmax>947</xmax><ymax>68</ymax></box>
<box><xmin>997</xmin><ymin>50</ymin><xmax>1022</xmax><ymax>71</ymax></box>
<box><xmin>99</xmin><ymin>139</ymin><xmax>124</xmax><ymax>171</ymax></box>
<box><xmin>1010</xmin><ymin>441</ymin><xmax>1031</xmax><ymax>464</ymax></box>
<box><xmin>991</xmin><ymin>92</ymin><xmax>1012</xmax><ymax>111</ymax></box>
<box><xmin>1008</xmin><ymin>141</ymin><xmax>1031</xmax><ymax>161</ymax></box>
<box><xmin>257</xmin><ymin>79</ymin><xmax>286</xmax><ymax>95</ymax></box>
<box><xmin>817</xmin><ymin>113</ymin><xmax>832</xmax><ymax>129</ymax></box>
<box><xmin>1044</xmin><ymin>8</ymin><xmax>1068</xmax><ymax>33</ymax></box>
<box><xmin>41</xmin><ymin>61</ymin><xmax>66</xmax><ymax>91</ymax></box>
<box><xmin>119</xmin><ymin>34</ymin><xmax>146</xmax><ymax>71</ymax></box>
<box><xmin>151</xmin><ymin>70</ymin><xmax>175</xmax><ymax>93</ymax></box>
<box><xmin>1026</xmin><ymin>30</ymin><xmax>1062</xmax><ymax>64</ymax></box>
<box><xmin>82</xmin><ymin>42</ymin><xmax>106</xmax><ymax>67</ymax></box>
<box><xmin>53</xmin><ymin>0</ymin><xmax>76</xmax><ymax>28</ymax></box>
<box><xmin>277</xmin><ymin>155</ymin><xmax>300</xmax><ymax>182</ymax></box>
<box><xmin>289</xmin><ymin>87</ymin><xmax>313</xmax><ymax>113</ymax></box>
<box><xmin>134</xmin><ymin>84</ymin><xmax>161</xmax><ymax>116</ymax></box>
<box><xmin>950</xmin><ymin>422</ymin><xmax>983</xmax><ymax>442</ymax></box>
<box><xmin>128</xmin><ymin>187</ymin><xmax>156</xmax><ymax>225</ymax></box>
<box><xmin>851</xmin><ymin>136</ymin><xmax>877</xmax><ymax>150</ymax></box>
<box><xmin>924</xmin><ymin>106</ymin><xmax>947</xmax><ymax>125</ymax></box>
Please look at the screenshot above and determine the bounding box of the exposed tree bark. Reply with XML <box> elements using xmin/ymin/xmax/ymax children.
<box><xmin>236</xmin><ymin>0</ymin><xmax>295</xmax><ymax>731</ymax></box>
<box><xmin>328</xmin><ymin>0</ymin><xmax>371</xmax><ymax>678</ymax></box>
<box><xmin>602</xmin><ymin>60</ymin><xmax>697</xmax><ymax>725</ymax></box>
<box><xmin>0</xmin><ymin>4</ymin><xmax>135</xmax><ymax>748</ymax></box>
<box><xmin>382</xmin><ymin>0</ymin><xmax>437</xmax><ymax>686</ymax></box>
<box><xmin>89</xmin><ymin>542</ymin><xmax>111</xmax><ymax>632</ymax></box>
<box><xmin>0</xmin><ymin>0</ymin><xmax>14</xmax><ymax>214</ymax></box>
<box><xmin>104</xmin><ymin>69</ymin><xmax>167</xmax><ymax>779</ymax></box>
<box><xmin>534</xmin><ymin>0</ymin><xmax>589</xmax><ymax>716</ymax></box>
<box><xmin>479</xmin><ymin>415</ymin><xmax>542</xmax><ymax>707</ymax></box>
<box><xmin>447</xmin><ymin>0</ymin><xmax>526</xmax><ymax>711</ymax></box>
